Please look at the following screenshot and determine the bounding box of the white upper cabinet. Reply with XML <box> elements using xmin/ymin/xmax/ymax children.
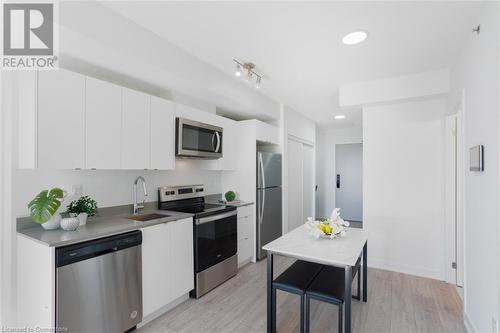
<box><xmin>150</xmin><ymin>96</ymin><xmax>175</xmax><ymax>170</ymax></box>
<box><xmin>31</xmin><ymin>68</ymin><xmax>247</xmax><ymax>171</ymax></box>
<box><xmin>37</xmin><ymin>70</ymin><xmax>85</xmax><ymax>169</ymax></box>
<box><xmin>121</xmin><ymin>88</ymin><xmax>150</xmax><ymax>169</ymax></box>
<box><xmin>255</xmin><ymin>120</ymin><xmax>279</xmax><ymax>145</ymax></box>
<box><xmin>219</xmin><ymin>118</ymin><xmax>240</xmax><ymax>171</ymax></box>
<box><xmin>85</xmin><ymin>77</ymin><xmax>122</xmax><ymax>169</ymax></box>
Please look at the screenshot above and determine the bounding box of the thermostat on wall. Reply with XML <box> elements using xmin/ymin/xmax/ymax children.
<box><xmin>469</xmin><ymin>145</ymin><xmax>484</xmax><ymax>171</ymax></box>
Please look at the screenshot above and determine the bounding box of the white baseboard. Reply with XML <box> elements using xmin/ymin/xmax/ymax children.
<box><xmin>138</xmin><ymin>293</ymin><xmax>190</xmax><ymax>328</ymax></box>
<box><xmin>464</xmin><ymin>311</ymin><xmax>477</xmax><ymax>333</ymax></box>
<box><xmin>368</xmin><ymin>258</ymin><xmax>444</xmax><ymax>281</ymax></box>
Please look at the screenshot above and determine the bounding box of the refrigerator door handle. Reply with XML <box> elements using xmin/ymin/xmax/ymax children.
<box><xmin>259</xmin><ymin>189</ymin><xmax>266</xmax><ymax>225</ymax></box>
<box><xmin>258</xmin><ymin>153</ymin><xmax>266</xmax><ymax>189</ymax></box>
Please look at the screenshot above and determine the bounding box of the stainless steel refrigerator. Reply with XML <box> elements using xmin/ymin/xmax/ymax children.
<box><xmin>256</xmin><ymin>152</ymin><xmax>283</xmax><ymax>260</ymax></box>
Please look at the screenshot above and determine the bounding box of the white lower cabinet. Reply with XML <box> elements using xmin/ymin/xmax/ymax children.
<box><xmin>170</xmin><ymin>218</ymin><xmax>194</xmax><ymax>300</ymax></box>
<box><xmin>237</xmin><ymin>204</ymin><xmax>254</xmax><ymax>266</ymax></box>
<box><xmin>141</xmin><ymin>223</ymin><xmax>171</xmax><ymax>317</ymax></box>
<box><xmin>141</xmin><ymin>218</ymin><xmax>194</xmax><ymax>318</ymax></box>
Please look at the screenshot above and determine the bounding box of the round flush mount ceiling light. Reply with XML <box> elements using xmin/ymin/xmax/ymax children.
<box><xmin>335</xmin><ymin>115</ymin><xmax>346</xmax><ymax>120</ymax></box>
<box><xmin>342</xmin><ymin>31</ymin><xmax>368</xmax><ymax>45</ymax></box>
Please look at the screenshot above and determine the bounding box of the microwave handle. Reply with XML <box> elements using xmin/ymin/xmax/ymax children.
<box><xmin>211</xmin><ymin>133</ymin><xmax>216</xmax><ymax>151</ymax></box>
<box><xmin>215</xmin><ymin>132</ymin><xmax>221</xmax><ymax>153</ymax></box>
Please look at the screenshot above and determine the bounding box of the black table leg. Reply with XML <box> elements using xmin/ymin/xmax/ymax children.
<box><xmin>363</xmin><ymin>242</ymin><xmax>368</xmax><ymax>302</ymax></box>
<box><xmin>344</xmin><ymin>265</ymin><xmax>352</xmax><ymax>333</ymax></box>
<box><xmin>267</xmin><ymin>252</ymin><xmax>274</xmax><ymax>333</ymax></box>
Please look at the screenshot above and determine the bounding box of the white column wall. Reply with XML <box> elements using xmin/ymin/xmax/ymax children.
<box><xmin>363</xmin><ymin>98</ymin><xmax>447</xmax><ymax>280</ymax></box>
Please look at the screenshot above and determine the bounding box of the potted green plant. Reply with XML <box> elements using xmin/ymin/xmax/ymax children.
<box><xmin>28</xmin><ymin>188</ymin><xmax>65</xmax><ymax>230</ymax></box>
<box><xmin>224</xmin><ymin>191</ymin><xmax>236</xmax><ymax>203</ymax></box>
<box><xmin>67</xmin><ymin>195</ymin><xmax>98</xmax><ymax>226</ymax></box>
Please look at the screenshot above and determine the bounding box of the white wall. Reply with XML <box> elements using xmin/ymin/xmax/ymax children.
<box><xmin>449</xmin><ymin>3</ymin><xmax>500</xmax><ymax>332</ymax></box>
<box><xmin>315</xmin><ymin>127</ymin><xmax>362</xmax><ymax>218</ymax></box>
<box><xmin>363</xmin><ymin>98</ymin><xmax>447</xmax><ymax>280</ymax></box>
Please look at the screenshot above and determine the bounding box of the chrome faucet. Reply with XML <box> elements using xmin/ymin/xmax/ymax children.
<box><xmin>133</xmin><ymin>176</ymin><xmax>148</xmax><ymax>215</ymax></box>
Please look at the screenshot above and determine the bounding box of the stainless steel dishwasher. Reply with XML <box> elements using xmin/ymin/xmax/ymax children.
<box><xmin>56</xmin><ymin>231</ymin><xmax>142</xmax><ymax>333</ymax></box>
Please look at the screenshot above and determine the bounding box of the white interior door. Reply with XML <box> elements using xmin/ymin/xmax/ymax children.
<box><xmin>287</xmin><ymin>138</ymin><xmax>315</xmax><ymax>232</ymax></box>
<box><xmin>335</xmin><ymin>143</ymin><xmax>363</xmax><ymax>222</ymax></box>
<box><xmin>302</xmin><ymin>144</ymin><xmax>314</xmax><ymax>221</ymax></box>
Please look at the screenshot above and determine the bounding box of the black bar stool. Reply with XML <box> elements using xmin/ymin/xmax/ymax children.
<box><xmin>272</xmin><ymin>260</ymin><xmax>323</xmax><ymax>333</ymax></box>
<box><xmin>304</xmin><ymin>257</ymin><xmax>361</xmax><ymax>333</ymax></box>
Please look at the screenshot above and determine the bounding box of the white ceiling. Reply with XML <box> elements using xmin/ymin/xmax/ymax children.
<box><xmin>104</xmin><ymin>1</ymin><xmax>484</xmax><ymax>129</ymax></box>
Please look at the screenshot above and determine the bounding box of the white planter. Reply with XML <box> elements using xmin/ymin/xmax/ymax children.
<box><xmin>61</xmin><ymin>217</ymin><xmax>79</xmax><ymax>231</ymax></box>
<box><xmin>41</xmin><ymin>213</ymin><xmax>61</xmax><ymax>230</ymax></box>
<box><xmin>78</xmin><ymin>213</ymin><xmax>88</xmax><ymax>226</ymax></box>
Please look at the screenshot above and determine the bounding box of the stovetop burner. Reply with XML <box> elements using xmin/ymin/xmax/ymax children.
<box><xmin>158</xmin><ymin>184</ymin><xmax>235</xmax><ymax>218</ymax></box>
<box><xmin>167</xmin><ymin>202</ymin><xmax>232</xmax><ymax>215</ymax></box>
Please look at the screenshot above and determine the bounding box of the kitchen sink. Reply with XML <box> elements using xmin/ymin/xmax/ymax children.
<box><xmin>127</xmin><ymin>213</ymin><xmax>171</xmax><ymax>222</ymax></box>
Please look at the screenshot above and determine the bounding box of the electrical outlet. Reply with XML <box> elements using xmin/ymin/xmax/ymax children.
<box><xmin>492</xmin><ymin>317</ymin><xmax>498</xmax><ymax>333</ymax></box>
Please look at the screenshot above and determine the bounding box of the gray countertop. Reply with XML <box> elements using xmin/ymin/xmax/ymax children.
<box><xmin>204</xmin><ymin>194</ymin><xmax>254</xmax><ymax>208</ymax></box>
<box><xmin>17</xmin><ymin>207</ymin><xmax>193</xmax><ymax>248</ymax></box>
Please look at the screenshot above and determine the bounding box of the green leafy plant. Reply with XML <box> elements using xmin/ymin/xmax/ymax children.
<box><xmin>67</xmin><ymin>195</ymin><xmax>98</xmax><ymax>216</ymax></box>
<box><xmin>224</xmin><ymin>191</ymin><xmax>236</xmax><ymax>202</ymax></box>
<box><xmin>28</xmin><ymin>188</ymin><xmax>64</xmax><ymax>224</ymax></box>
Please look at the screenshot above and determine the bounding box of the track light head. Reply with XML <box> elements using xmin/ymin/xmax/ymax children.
<box><xmin>233</xmin><ymin>59</ymin><xmax>262</xmax><ymax>89</ymax></box>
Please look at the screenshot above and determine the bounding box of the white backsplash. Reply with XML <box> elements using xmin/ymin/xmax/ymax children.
<box><xmin>13</xmin><ymin>164</ymin><xmax>222</xmax><ymax>217</ymax></box>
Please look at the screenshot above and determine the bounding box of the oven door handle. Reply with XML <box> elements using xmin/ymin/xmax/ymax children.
<box><xmin>195</xmin><ymin>210</ymin><xmax>237</xmax><ymax>225</ymax></box>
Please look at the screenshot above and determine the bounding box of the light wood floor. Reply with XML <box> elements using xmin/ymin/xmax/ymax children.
<box><xmin>138</xmin><ymin>256</ymin><xmax>465</xmax><ymax>333</ymax></box>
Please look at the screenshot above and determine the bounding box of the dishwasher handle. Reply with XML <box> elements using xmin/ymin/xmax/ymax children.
<box><xmin>56</xmin><ymin>230</ymin><xmax>142</xmax><ymax>267</ymax></box>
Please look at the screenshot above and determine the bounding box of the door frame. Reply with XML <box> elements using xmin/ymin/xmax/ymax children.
<box><xmin>444</xmin><ymin>102</ymin><xmax>465</xmax><ymax>287</ymax></box>
<box><xmin>334</xmin><ymin>143</ymin><xmax>363</xmax><ymax>223</ymax></box>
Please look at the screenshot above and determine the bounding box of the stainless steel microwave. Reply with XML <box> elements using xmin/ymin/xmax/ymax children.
<box><xmin>176</xmin><ymin>118</ymin><xmax>223</xmax><ymax>159</ymax></box>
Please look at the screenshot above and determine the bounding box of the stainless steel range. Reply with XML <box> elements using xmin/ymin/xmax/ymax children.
<box><xmin>158</xmin><ymin>184</ymin><xmax>237</xmax><ymax>298</ymax></box>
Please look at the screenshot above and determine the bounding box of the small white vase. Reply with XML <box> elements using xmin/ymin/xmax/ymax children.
<box><xmin>61</xmin><ymin>217</ymin><xmax>80</xmax><ymax>231</ymax></box>
<box><xmin>41</xmin><ymin>213</ymin><xmax>61</xmax><ymax>230</ymax></box>
<box><xmin>78</xmin><ymin>212</ymin><xmax>88</xmax><ymax>226</ymax></box>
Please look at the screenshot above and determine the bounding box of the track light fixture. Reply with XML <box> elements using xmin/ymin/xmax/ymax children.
<box><xmin>235</xmin><ymin>63</ymin><xmax>242</xmax><ymax>77</ymax></box>
<box><xmin>233</xmin><ymin>59</ymin><xmax>262</xmax><ymax>89</ymax></box>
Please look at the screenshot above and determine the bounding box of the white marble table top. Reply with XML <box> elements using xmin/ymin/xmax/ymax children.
<box><xmin>263</xmin><ymin>225</ymin><xmax>368</xmax><ymax>267</ymax></box>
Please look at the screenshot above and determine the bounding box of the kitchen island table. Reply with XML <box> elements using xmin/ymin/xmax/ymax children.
<box><xmin>263</xmin><ymin>225</ymin><xmax>368</xmax><ymax>333</ymax></box>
